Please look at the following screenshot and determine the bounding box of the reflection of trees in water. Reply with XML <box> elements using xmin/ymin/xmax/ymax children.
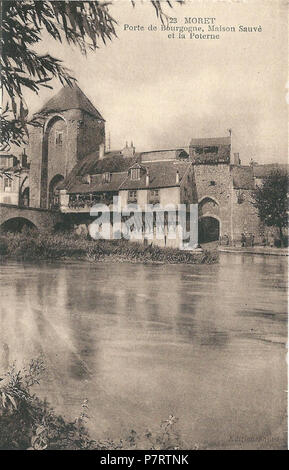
<box><xmin>174</xmin><ymin>304</ymin><xmax>229</xmax><ymax>348</ymax></box>
<box><xmin>66</xmin><ymin>309</ymin><xmax>101</xmax><ymax>382</ymax></box>
<box><xmin>173</xmin><ymin>269</ymin><xmax>229</xmax><ymax>348</ymax></box>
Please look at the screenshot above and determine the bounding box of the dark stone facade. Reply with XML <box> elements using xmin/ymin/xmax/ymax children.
<box><xmin>28</xmin><ymin>86</ymin><xmax>105</xmax><ymax>210</ymax></box>
<box><xmin>28</xmin><ymin>109</ymin><xmax>104</xmax><ymax>209</ymax></box>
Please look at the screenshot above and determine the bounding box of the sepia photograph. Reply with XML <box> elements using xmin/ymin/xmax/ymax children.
<box><xmin>0</xmin><ymin>0</ymin><xmax>288</xmax><ymax>455</ymax></box>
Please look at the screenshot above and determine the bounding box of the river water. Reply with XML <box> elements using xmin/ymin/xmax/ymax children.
<box><xmin>0</xmin><ymin>254</ymin><xmax>287</xmax><ymax>449</ymax></box>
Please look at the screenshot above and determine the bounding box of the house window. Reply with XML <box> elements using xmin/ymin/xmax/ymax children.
<box><xmin>128</xmin><ymin>190</ymin><xmax>137</xmax><ymax>203</ymax></box>
<box><xmin>209</xmin><ymin>180</ymin><xmax>216</xmax><ymax>186</ymax></box>
<box><xmin>55</xmin><ymin>131</ymin><xmax>63</xmax><ymax>146</ymax></box>
<box><xmin>237</xmin><ymin>191</ymin><xmax>245</xmax><ymax>204</ymax></box>
<box><xmin>131</xmin><ymin>168</ymin><xmax>140</xmax><ymax>180</ymax></box>
<box><xmin>4</xmin><ymin>177</ymin><xmax>12</xmax><ymax>192</ymax></box>
<box><xmin>102</xmin><ymin>172</ymin><xmax>111</xmax><ymax>183</ymax></box>
<box><xmin>149</xmin><ymin>189</ymin><xmax>160</xmax><ymax>204</ymax></box>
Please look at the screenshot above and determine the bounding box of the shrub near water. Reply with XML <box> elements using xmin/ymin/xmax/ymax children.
<box><xmin>0</xmin><ymin>359</ymin><xmax>191</xmax><ymax>450</ymax></box>
<box><xmin>0</xmin><ymin>230</ymin><xmax>218</xmax><ymax>264</ymax></box>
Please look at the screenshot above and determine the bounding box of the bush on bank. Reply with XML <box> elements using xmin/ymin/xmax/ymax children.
<box><xmin>0</xmin><ymin>230</ymin><xmax>218</xmax><ymax>264</ymax></box>
<box><xmin>0</xmin><ymin>359</ymin><xmax>189</xmax><ymax>450</ymax></box>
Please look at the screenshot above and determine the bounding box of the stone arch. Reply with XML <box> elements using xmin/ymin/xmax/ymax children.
<box><xmin>43</xmin><ymin>113</ymin><xmax>67</xmax><ymax>134</ymax></box>
<box><xmin>48</xmin><ymin>174</ymin><xmax>64</xmax><ymax>209</ymax></box>
<box><xmin>198</xmin><ymin>196</ymin><xmax>220</xmax><ymax>219</ymax></box>
<box><xmin>40</xmin><ymin>115</ymin><xmax>67</xmax><ymax>209</ymax></box>
<box><xmin>0</xmin><ymin>217</ymin><xmax>37</xmax><ymax>233</ymax></box>
<box><xmin>19</xmin><ymin>175</ymin><xmax>29</xmax><ymax>207</ymax></box>
<box><xmin>198</xmin><ymin>195</ymin><xmax>219</xmax><ymax>206</ymax></box>
<box><xmin>198</xmin><ymin>215</ymin><xmax>220</xmax><ymax>243</ymax></box>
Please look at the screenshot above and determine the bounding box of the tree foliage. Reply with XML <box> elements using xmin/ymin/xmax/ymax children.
<box><xmin>1</xmin><ymin>0</ymin><xmax>183</xmax><ymax>151</ymax></box>
<box><xmin>251</xmin><ymin>170</ymin><xmax>289</xmax><ymax>241</ymax></box>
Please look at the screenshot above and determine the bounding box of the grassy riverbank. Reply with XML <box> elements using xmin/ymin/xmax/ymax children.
<box><xmin>0</xmin><ymin>231</ymin><xmax>218</xmax><ymax>264</ymax></box>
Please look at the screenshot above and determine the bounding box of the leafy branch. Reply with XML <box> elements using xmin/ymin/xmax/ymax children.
<box><xmin>1</xmin><ymin>1</ymin><xmax>183</xmax><ymax>152</ymax></box>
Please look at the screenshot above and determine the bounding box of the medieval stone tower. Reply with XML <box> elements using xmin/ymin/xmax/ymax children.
<box><xmin>28</xmin><ymin>84</ymin><xmax>105</xmax><ymax>209</ymax></box>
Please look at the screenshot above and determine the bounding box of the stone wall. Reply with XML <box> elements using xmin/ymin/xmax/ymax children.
<box><xmin>193</xmin><ymin>163</ymin><xmax>232</xmax><ymax>238</ymax></box>
<box><xmin>28</xmin><ymin>123</ymin><xmax>44</xmax><ymax>208</ymax></box>
<box><xmin>231</xmin><ymin>189</ymin><xmax>261</xmax><ymax>243</ymax></box>
<box><xmin>28</xmin><ymin>109</ymin><xmax>105</xmax><ymax>209</ymax></box>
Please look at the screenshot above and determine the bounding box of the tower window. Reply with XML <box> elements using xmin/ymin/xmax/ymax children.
<box><xmin>55</xmin><ymin>131</ymin><xmax>63</xmax><ymax>146</ymax></box>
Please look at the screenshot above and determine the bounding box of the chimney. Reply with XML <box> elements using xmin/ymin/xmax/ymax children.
<box><xmin>233</xmin><ymin>153</ymin><xmax>240</xmax><ymax>165</ymax></box>
<box><xmin>86</xmin><ymin>174</ymin><xmax>91</xmax><ymax>184</ymax></box>
<box><xmin>176</xmin><ymin>170</ymin><xmax>180</xmax><ymax>184</ymax></box>
<box><xmin>99</xmin><ymin>142</ymin><xmax>105</xmax><ymax>160</ymax></box>
<box><xmin>122</xmin><ymin>140</ymin><xmax>135</xmax><ymax>158</ymax></box>
<box><xmin>228</xmin><ymin>128</ymin><xmax>233</xmax><ymax>163</ymax></box>
<box><xmin>106</xmin><ymin>132</ymin><xmax>111</xmax><ymax>152</ymax></box>
<box><xmin>146</xmin><ymin>171</ymin><xmax>150</xmax><ymax>187</ymax></box>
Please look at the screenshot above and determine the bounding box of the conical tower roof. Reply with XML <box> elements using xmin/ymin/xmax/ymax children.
<box><xmin>37</xmin><ymin>84</ymin><xmax>104</xmax><ymax>120</ymax></box>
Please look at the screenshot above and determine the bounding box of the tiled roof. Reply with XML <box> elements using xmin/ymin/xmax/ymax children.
<box><xmin>60</xmin><ymin>151</ymin><xmax>140</xmax><ymax>190</ymax></box>
<box><xmin>119</xmin><ymin>161</ymin><xmax>192</xmax><ymax>190</ymax></box>
<box><xmin>231</xmin><ymin>166</ymin><xmax>255</xmax><ymax>190</ymax></box>
<box><xmin>66</xmin><ymin>172</ymin><xmax>127</xmax><ymax>194</ymax></box>
<box><xmin>190</xmin><ymin>136</ymin><xmax>231</xmax><ymax>146</ymax></box>
<box><xmin>36</xmin><ymin>84</ymin><xmax>104</xmax><ymax>119</ymax></box>
<box><xmin>140</xmin><ymin>149</ymin><xmax>189</xmax><ymax>162</ymax></box>
<box><xmin>252</xmin><ymin>164</ymin><xmax>289</xmax><ymax>178</ymax></box>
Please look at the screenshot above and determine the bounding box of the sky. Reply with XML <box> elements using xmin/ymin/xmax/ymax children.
<box><xmin>23</xmin><ymin>0</ymin><xmax>288</xmax><ymax>164</ymax></box>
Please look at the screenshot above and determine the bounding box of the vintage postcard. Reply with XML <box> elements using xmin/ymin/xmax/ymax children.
<box><xmin>0</xmin><ymin>0</ymin><xmax>288</xmax><ymax>455</ymax></box>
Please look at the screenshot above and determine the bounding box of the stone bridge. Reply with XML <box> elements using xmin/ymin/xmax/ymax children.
<box><xmin>0</xmin><ymin>204</ymin><xmax>64</xmax><ymax>232</ymax></box>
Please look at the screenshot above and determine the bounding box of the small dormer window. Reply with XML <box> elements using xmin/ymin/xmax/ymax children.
<box><xmin>55</xmin><ymin>131</ymin><xmax>63</xmax><ymax>146</ymax></box>
<box><xmin>131</xmin><ymin>168</ymin><xmax>140</xmax><ymax>180</ymax></box>
<box><xmin>210</xmin><ymin>181</ymin><xmax>216</xmax><ymax>186</ymax></box>
<box><xmin>103</xmin><ymin>172</ymin><xmax>111</xmax><ymax>183</ymax></box>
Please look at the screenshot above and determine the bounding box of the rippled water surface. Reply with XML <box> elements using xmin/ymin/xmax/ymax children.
<box><xmin>0</xmin><ymin>254</ymin><xmax>287</xmax><ymax>449</ymax></box>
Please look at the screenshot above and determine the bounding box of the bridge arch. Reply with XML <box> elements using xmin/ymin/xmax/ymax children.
<box><xmin>0</xmin><ymin>204</ymin><xmax>65</xmax><ymax>233</ymax></box>
<box><xmin>0</xmin><ymin>217</ymin><xmax>37</xmax><ymax>233</ymax></box>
